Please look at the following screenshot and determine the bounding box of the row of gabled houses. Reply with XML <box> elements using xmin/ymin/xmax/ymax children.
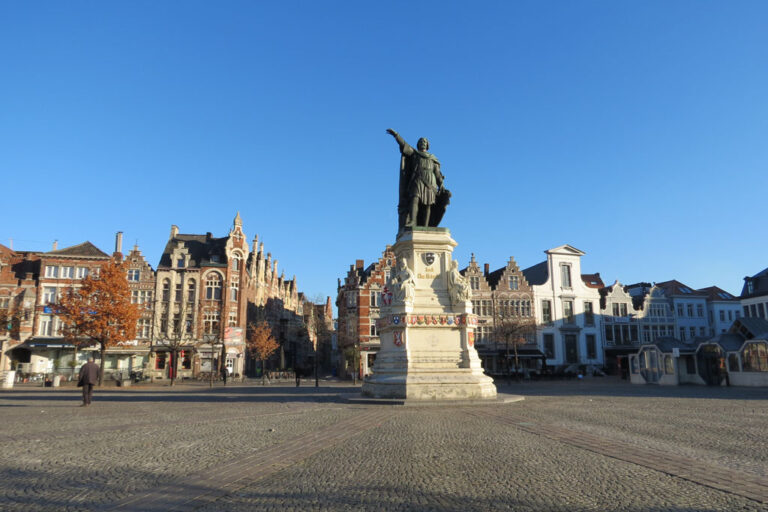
<box><xmin>0</xmin><ymin>213</ymin><xmax>333</xmax><ymax>383</ymax></box>
<box><xmin>337</xmin><ymin>244</ymin><xmax>768</xmax><ymax>386</ymax></box>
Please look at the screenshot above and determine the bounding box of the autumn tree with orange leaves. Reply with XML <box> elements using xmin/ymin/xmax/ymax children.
<box><xmin>246</xmin><ymin>321</ymin><xmax>279</xmax><ymax>384</ymax></box>
<box><xmin>57</xmin><ymin>258</ymin><xmax>142</xmax><ymax>386</ymax></box>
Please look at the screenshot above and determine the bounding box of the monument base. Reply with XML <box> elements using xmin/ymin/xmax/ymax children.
<box><xmin>361</xmin><ymin>227</ymin><xmax>497</xmax><ymax>401</ymax></box>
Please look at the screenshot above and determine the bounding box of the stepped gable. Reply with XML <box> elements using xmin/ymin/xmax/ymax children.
<box><xmin>485</xmin><ymin>256</ymin><xmax>530</xmax><ymax>291</ymax></box>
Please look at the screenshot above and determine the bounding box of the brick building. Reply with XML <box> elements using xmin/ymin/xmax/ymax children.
<box><xmin>150</xmin><ymin>214</ymin><xmax>250</xmax><ymax>379</ymax></box>
<box><xmin>0</xmin><ymin>244</ymin><xmax>38</xmax><ymax>373</ymax></box>
<box><xmin>16</xmin><ymin>240</ymin><xmax>112</xmax><ymax>378</ymax></box>
<box><xmin>3</xmin><ymin>214</ymin><xmax>318</xmax><ymax>382</ymax></box>
<box><xmin>117</xmin><ymin>236</ymin><xmax>156</xmax><ymax>378</ymax></box>
<box><xmin>336</xmin><ymin>247</ymin><xmax>396</xmax><ymax>378</ymax></box>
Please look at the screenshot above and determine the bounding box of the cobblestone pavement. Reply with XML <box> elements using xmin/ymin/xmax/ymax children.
<box><xmin>1</xmin><ymin>378</ymin><xmax>766</xmax><ymax>511</ymax></box>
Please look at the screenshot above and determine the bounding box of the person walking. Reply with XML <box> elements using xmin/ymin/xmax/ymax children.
<box><xmin>220</xmin><ymin>364</ymin><xmax>228</xmax><ymax>386</ymax></box>
<box><xmin>78</xmin><ymin>356</ymin><xmax>100</xmax><ymax>406</ymax></box>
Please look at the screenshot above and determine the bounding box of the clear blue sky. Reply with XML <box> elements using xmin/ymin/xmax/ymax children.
<box><xmin>2</xmin><ymin>1</ymin><xmax>766</xmax><ymax>301</ymax></box>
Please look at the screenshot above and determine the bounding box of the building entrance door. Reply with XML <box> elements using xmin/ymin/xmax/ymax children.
<box><xmin>564</xmin><ymin>334</ymin><xmax>578</xmax><ymax>364</ymax></box>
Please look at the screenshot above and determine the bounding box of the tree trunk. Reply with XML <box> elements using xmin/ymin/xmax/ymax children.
<box><xmin>99</xmin><ymin>342</ymin><xmax>106</xmax><ymax>387</ymax></box>
<box><xmin>513</xmin><ymin>343</ymin><xmax>520</xmax><ymax>382</ymax></box>
<box><xmin>170</xmin><ymin>349</ymin><xmax>176</xmax><ymax>387</ymax></box>
<box><xmin>72</xmin><ymin>345</ymin><xmax>78</xmax><ymax>380</ymax></box>
<box><xmin>261</xmin><ymin>359</ymin><xmax>266</xmax><ymax>386</ymax></box>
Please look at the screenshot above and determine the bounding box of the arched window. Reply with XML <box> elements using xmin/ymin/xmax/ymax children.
<box><xmin>187</xmin><ymin>280</ymin><xmax>196</xmax><ymax>303</ymax></box>
<box><xmin>206</xmin><ymin>274</ymin><xmax>222</xmax><ymax>300</ymax></box>
<box><xmin>232</xmin><ymin>254</ymin><xmax>241</xmax><ymax>272</ymax></box>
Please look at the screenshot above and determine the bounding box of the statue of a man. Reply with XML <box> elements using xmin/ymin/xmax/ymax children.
<box><xmin>386</xmin><ymin>129</ymin><xmax>451</xmax><ymax>229</ymax></box>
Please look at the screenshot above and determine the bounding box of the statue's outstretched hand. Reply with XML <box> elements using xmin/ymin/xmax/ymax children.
<box><xmin>386</xmin><ymin>128</ymin><xmax>398</xmax><ymax>137</ymax></box>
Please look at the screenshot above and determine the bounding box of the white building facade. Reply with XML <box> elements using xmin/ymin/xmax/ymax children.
<box><xmin>523</xmin><ymin>245</ymin><xmax>603</xmax><ymax>367</ymax></box>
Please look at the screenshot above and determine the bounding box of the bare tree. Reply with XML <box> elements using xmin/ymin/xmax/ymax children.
<box><xmin>493</xmin><ymin>311</ymin><xmax>536</xmax><ymax>379</ymax></box>
<box><xmin>154</xmin><ymin>300</ymin><xmax>197</xmax><ymax>387</ymax></box>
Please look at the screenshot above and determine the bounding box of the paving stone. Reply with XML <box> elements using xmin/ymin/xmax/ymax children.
<box><xmin>0</xmin><ymin>379</ymin><xmax>766</xmax><ymax>511</ymax></box>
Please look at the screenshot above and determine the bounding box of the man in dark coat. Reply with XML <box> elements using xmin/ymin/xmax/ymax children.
<box><xmin>78</xmin><ymin>356</ymin><xmax>100</xmax><ymax>406</ymax></box>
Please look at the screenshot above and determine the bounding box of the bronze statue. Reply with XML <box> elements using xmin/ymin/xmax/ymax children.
<box><xmin>386</xmin><ymin>129</ymin><xmax>451</xmax><ymax>229</ymax></box>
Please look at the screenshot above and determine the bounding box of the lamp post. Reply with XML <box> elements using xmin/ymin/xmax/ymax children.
<box><xmin>314</xmin><ymin>332</ymin><xmax>319</xmax><ymax>388</ymax></box>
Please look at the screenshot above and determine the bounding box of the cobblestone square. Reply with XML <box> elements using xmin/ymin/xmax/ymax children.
<box><xmin>1</xmin><ymin>378</ymin><xmax>767</xmax><ymax>511</ymax></box>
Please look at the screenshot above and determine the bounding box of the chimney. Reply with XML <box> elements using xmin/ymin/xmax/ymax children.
<box><xmin>170</xmin><ymin>225</ymin><xmax>179</xmax><ymax>239</ymax></box>
<box><xmin>115</xmin><ymin>231</ymin><xmax>123</xmax><ymax>254</ymax></box>
<box><xmin>484</xmin><ymin>263</ymin><xmax>490</xmax><ymax>276</ymax></box>
<box><xmin>206</xmin><ymin>232</ymin><xmax>212</xmax><ymax>241</ymax></box>
<box><xmin>356</xmin><ymin>259</ymin><xmax>364</xmax><ymax>270</ymax></box>
<box><xmin>52</xmin><ymin>240</ymin><xmax>58</xmax><ymax>251</ymax></box>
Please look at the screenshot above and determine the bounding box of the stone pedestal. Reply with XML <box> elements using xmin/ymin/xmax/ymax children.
<box><xmin>361</xmin><ymin>228</ymin><xmax>497</xmax><ymax>400</ymax></box>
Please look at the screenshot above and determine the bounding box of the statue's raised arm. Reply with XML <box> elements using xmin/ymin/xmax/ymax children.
<box><xmin>386</xmin><ymin>129</ymin><xmax>450</xmax><ymax>230</ymax></box>
<box><xmin>386</xmin><ymin>128</ymin><xmax>413</xmax><ymax>156</ymax></box>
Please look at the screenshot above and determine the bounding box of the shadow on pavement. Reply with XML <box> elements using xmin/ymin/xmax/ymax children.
<box><xmin>0</xmin><ymin>464</ymin><xmax>748</xmax><ymax>512</ymax></box>
<box><xmin>0</xmin><ymin>384</ymin><xmax>359</xmax><ymax>406</ymax></box>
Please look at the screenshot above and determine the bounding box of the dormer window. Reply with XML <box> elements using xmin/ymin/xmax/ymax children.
<box><xmin>509</xmin><ymin>275</ymin><xmax>519</xmax><ymax>291</ymax></box>
<box><xmin>211</xmin><ymin>255</ymin><xmax>220</xmax><ymax>263</ymax></box>
<box><xmin>747</xmin><ymin>280</ymin><xmax>754</xmax><ymax>295</ymax></box>
<box><xmin>177</xmin><ymin>257</ymin><xmax>185</xmax><ymax>268</ymax></box>
<box><xmin>232</xmin><ymin>255</ymin><xmax>241</xmax><ymax>271</ymax></box>
<box><xmin>470</xmin><ymin>277</ymin><xmax>480</xmax><ymax>290</ymax></box>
